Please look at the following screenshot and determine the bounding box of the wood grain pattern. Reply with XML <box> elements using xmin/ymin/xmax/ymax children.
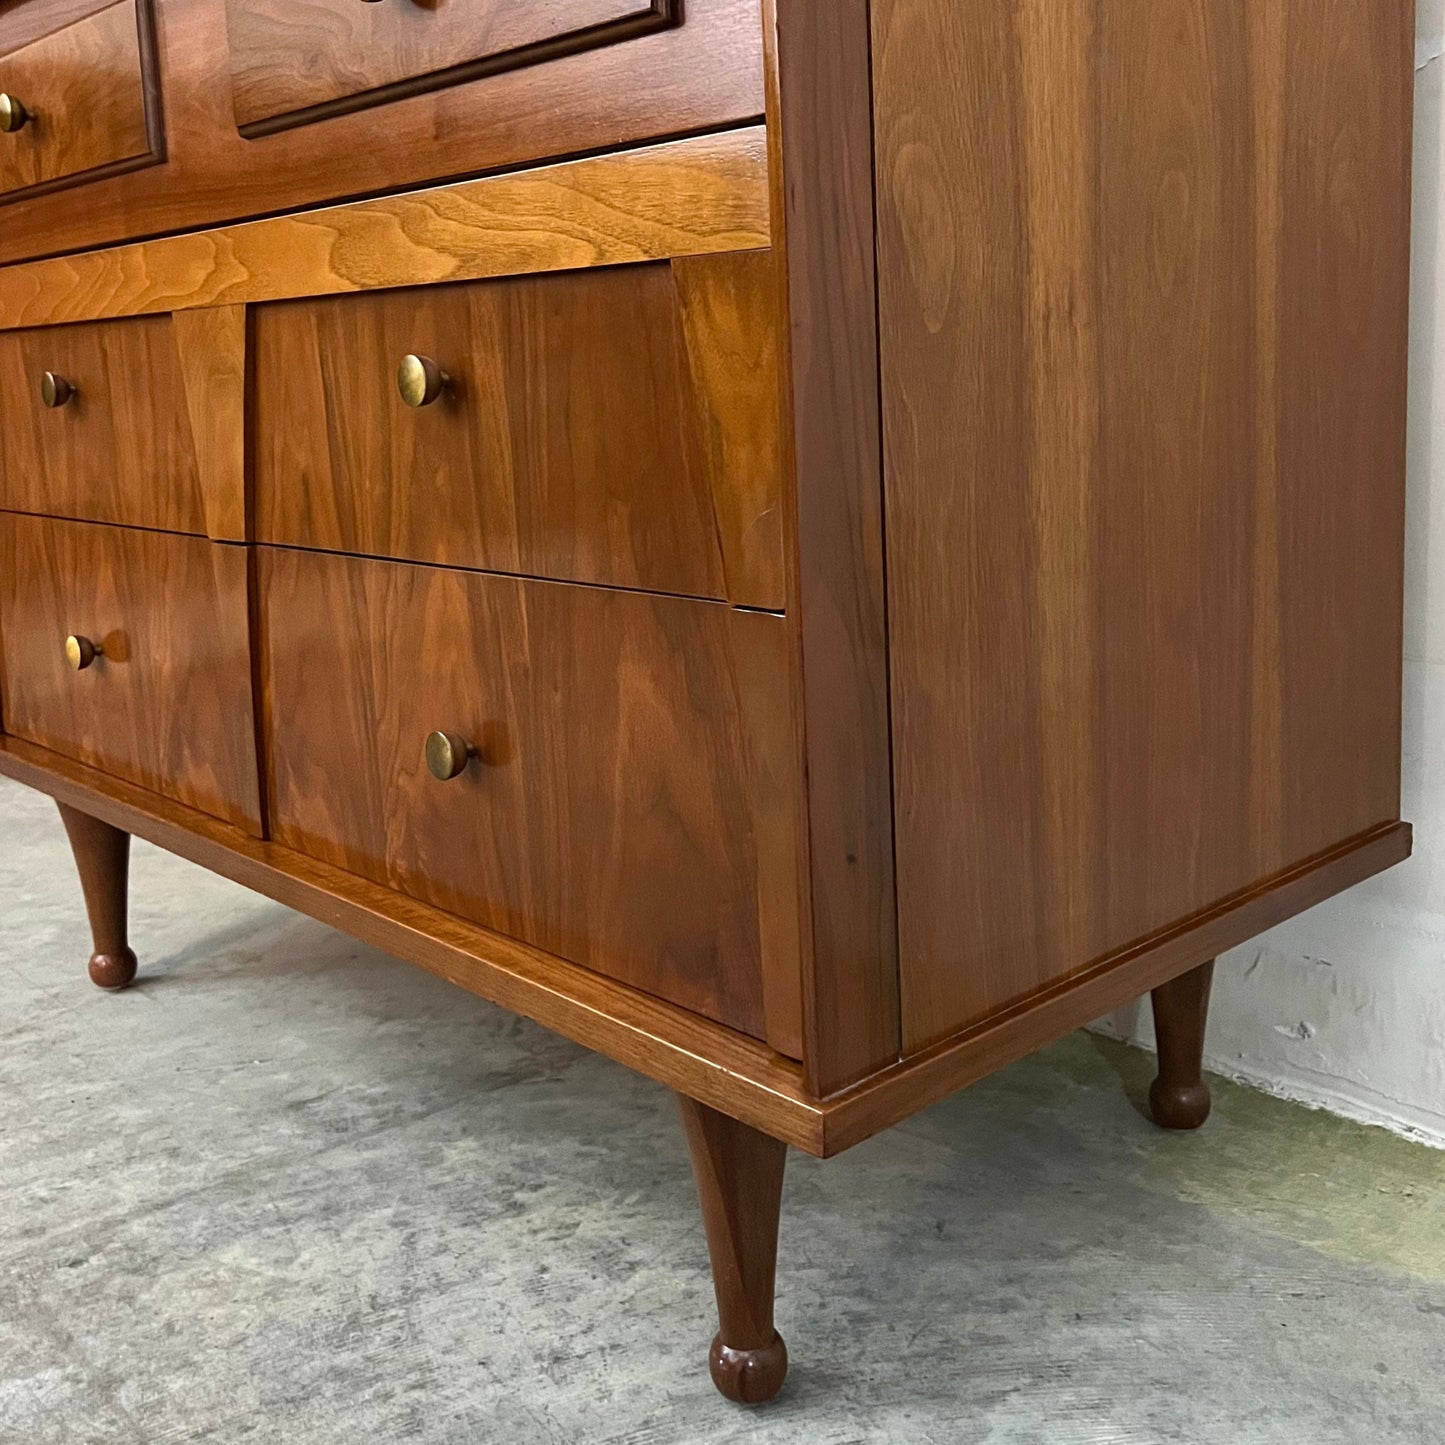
<box><xmin>819</xmin><ymin>821</ymin><xmax>1410</xmax><ymax>1153</ymax></box>
<box><xmin>871</xmin><ymin>0</ymin><xmax>1413</xmax><ymax>1050</ymax></box>
<box><xmin>0</xmin><ymin>0</ymin><xmax>120</xmax><ymax>55</ymax></box>
<box><xmin>0</xmin><ymin>129</ymin><xmax>771</xmax><ymax>330</ymax></box>
<box><xmin>0</xmin><ymin>314</ymin><xmax>208</xmax><ymax>533</ymax></box>
<box><xmin>226</xmin><ymin>0</ymin><xmax>671</xmax><ymax>133</ymax></box>
<box><xmin>258</xmin><ymin>547</ymin><xmax>803</xmax><ymax>1055</ymax></box>
<box><xmin>0</xmin><ymin>736</ymin><xmax>1409</xmax><ymax>1157</ymax></box>
<box><xmin>678</xmin><ymin>1094</ymin><xmax>789</xmax><ymax>1404</ymax></box>
<box><xmin>0</xmin><ymin>0</ymin><xmax>763</xmax><ymax>266</ymax></box>
<box><xmin>672</xmin><ymin>250</ymin><xmax>788</xmax><ymax>609</ymax></box>
<box><xmin>0</xmin><ymin>733</ymin><xmax>826</xmax><ymax>1149</ymax></box>
<box><xmin>0</xmin><ymin>0</ymin><xmax>157</xmax><ymax>203</ymax></box>
<box><xmin>253</xmin><ymin>253</ymin><xmax>784</xmax><ymax>607</ymax></box>
<box><xmin>172</xmin><ymin>304</ymin><xmax>249</xmax><ymax>541</ymax></box>
<box><xmin>765</xmin><ymin>0</ymin><xmax>900</xmax><ymax>1093</ymax></box>
<box><xmin>0</xmin><ymin>514</ymin><xmax>262</xmax><ymax>831</ymax></box>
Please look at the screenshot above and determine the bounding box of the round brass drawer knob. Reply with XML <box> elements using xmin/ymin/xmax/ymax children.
<box><xmin>41</xmin><ymin>371</ymin><xmax>75</xmax><ymax>409</ymax></box>
<box><xmin>0</xmin><ymin>94</ymin><xmax>29</xmax><ymax>133</ymax></box>
<box><xmin>65</xmin><ymin>634</ymin><xmax>102</xmax><ymax>671</ymax></box>
<box><xmin>397</xmin><ymin>353</ymin><xmax>449</xmax><ymax>408</ymax></box>
<box><xmin>424</xmin><ymin>730</ymin><xmax>472</xmax><ymax>781</ymax></box>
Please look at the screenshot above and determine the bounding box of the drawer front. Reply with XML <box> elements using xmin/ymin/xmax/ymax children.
<box><xmin>0</xmin><ymin>1</ymin><xmax>160</xmax><ymax>203</ymax></box>
<box><xmin>0</xmin><ymin>314</ymin><xmax>209</xmax><ymax>534</ymax></box>
<box><xmin>225</xmin><ymin>0</ymin><xmax>677</xmax><ymax>135</ymax></box>
<box><xmin>259</xmin><ymin>547</ymin><xmax>802</xmax><ymax>1054</ymax></box>
<box><xmin>253</xmin><ymin>252</ymin><xmax>786</xmax><ymax>610</ymax></box>
<box><xmin>0</xmin><ymin>514</ymin><xmax>263</xmax><ymax>830</ymax></box>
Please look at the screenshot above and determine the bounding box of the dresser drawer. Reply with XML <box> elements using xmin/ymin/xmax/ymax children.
<box><xmin>253</xmin><ymin>252</ymin><xmax>785</xmax><ymax>610</ymax></box>
<box><xmin>0</xmin><ymin>314</ymin><xmax>210</xmax><ymax>534</ymax></box>
<box><xmin>225</xmin><ymin>0</ymin><xmax>678</xmax><ymax>135</ymax></box>
<box><xmin>0</xmin><ymin>0</ymin><xmax>161</xmax><ymax>203</ymax></box>
<box><xmin>0</xmin><ymin>514</ymin><xmax>262</xmax><ymax>831</ymax></box>
<box><xmin>258</xmin><ymin>547</ymin><xmax>802</xmax><ymax>1054</ymax></box>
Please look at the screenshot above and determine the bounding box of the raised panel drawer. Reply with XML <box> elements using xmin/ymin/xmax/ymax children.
<box><xmin>0</xmin><ymin>314</ymin><xmax>210</xmax><ymax>534</ymax></box>
<box><xmin>252</xmin><ymin>252</ymin><xmax>785</xmax><ymax>609</ymax></box>
<box><xmin>0</xmin><ymin>514</ymin><xmax>263</xmax><ymax>831</ymax></box>
<box><xmin>224</xmin><ymin>0</ymin><xmax>678</xmax><ymax>135</ymax></box>
<box><xmin>0</xmin><ymin>0</ymin><xmax>161</xmax><ymax>203</ymax></box>
<box><xmin>258</xmin><ymin>547</ymin><xmax>802</xmax><ymax>1054</ymax></box>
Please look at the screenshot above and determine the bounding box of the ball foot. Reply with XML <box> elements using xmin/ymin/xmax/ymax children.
<box><xmin>1149</xmin><ymin>1078</ymin><xmax>1211</xmax><ymax>1131</ymax></box>
<box><xmin>709</xmin><ymin>1333</ymin><xmax>787</xmax><ymax>1405</ymax></box>
<box><xmin>88</xmin><ymin>948</ymin><xmax>138</xmax><ymax>991</ymax></box>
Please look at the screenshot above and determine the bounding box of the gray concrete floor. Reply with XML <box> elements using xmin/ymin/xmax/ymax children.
<box><xmin>2</xmin><ymin>776</ymin><xmax>1444</xmax><ymax>1444</ymax></box>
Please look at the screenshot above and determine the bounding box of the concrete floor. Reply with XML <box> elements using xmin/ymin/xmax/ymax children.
<box><xmin>2</xmin><ymin>776</ymin><xmax>1444</xmax><ymax>1444</ymax></box>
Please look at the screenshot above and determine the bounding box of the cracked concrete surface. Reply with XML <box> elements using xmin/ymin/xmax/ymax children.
<box><xmin>2</xmin><ymin>776</ymin><xmax>1443</xmax><ymax>1443</ymax></box>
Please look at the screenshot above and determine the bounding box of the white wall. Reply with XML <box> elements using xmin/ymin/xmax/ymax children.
<box><xmin>1094</xmin><ymin>4</ymin><xmax>1445</xmax><ymax>1147</ymax></box>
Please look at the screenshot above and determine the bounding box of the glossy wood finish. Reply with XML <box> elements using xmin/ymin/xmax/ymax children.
<box><xmin>0</xmin><ymin>1</ymin><xmax>1420</xmax><ymax>1407</ymax></box>
<box><xmin>1149</xmin><ymin>960</ymin><xmax>1215</xmax><ymax>1131</ymax></box>
<box><xmin>56</xmin><ymin>800</ymin><xmax>137</xmax><ymax>989</ymax></box>
<box><xmin>765</xmin><ymin>0</ymin><xmax>900</xmax><ymax>1094</ymax></box>
<box><xmin>226</xmin><ymin>0</ymin><xmax>673</xmax><ymax>135</ymax></box>
<box><xmin>0</xmin><ymin>0</ymin><xmax>121</xmax><ymax>51</ymax></box>
<box><xmin>0</xmin><ymin>737</ymin><xmax>1413</xmax><ymax>1159</ymax></box>
<box><xmin>258</xmin><ymin>547</ymin><xmax>803</xmax><ymax>1054</ymax></box>
<box><xmin>172</xmin><ymin>304</ymin><xmax>248</xmax><ymax>542</ymax></box>
<box><xmin>0</xmin><ymin>0</ymin><xmax>160</xmax><ymax>204</ymax></box>
<box><xmin>0</xmin><ymin>514</ymin><xmax>262</xmax><ymax>831</ymax></box>
<box><xmin>0</xmin><ymin>0</ymin><xmax>763</xmax><ymax>265</ymax></box>
<box><xmin>0</xmin><ymin>314</ymin><xmax>210</xmax><ymax>533</ymax></box>
<box><xmin>0</xmin><ymin>129</ymin><xmax>771</xmax><ymax>330</ymax></box>
<box><xmin>678</xmin><ymin>1094</ymin><xmax>789</xmax><ymax>1404</ymax></box>
<box><xmin>818</xmin><ymin>823</ymin><xmax>1409</xmax><ymax>1155</ymax></box>
<box><xmin>253</xmin><ymin>254</ymin><xmax>783</xmax><ymax>606</ymax></box>
<box><xmin>871</xmin><ymin>0</ymin><xmax>1413</xmax><ymax>1050</ymax></box>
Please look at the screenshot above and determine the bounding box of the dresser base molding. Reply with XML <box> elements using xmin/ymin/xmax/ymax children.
<box><xmin>819</xmin><ymin>822</ymin><xmax>1410</xmax><ymax>1155</ymax></box>
<box><xmin>4</xmin><ymin>736</ymin><xmax>1410</xmax><ymax>1159</ymax></box>
<box><xmin>3</xmin><ymin>736</ymin><xmax>823</xmax><ymax>1149</ymax></box>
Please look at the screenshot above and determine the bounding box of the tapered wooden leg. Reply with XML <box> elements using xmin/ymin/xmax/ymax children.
<box><xmin>57</xmin><ymin>803</ymin><xmax>138</xmax><ymax>991</ymax></box>
<box><xmin>678</xmin><ymin>1095</ymin><xmax>789</xmax><ymax>1405</ymax></box>
<box><xmin>1149</xmin><ymin>959</ymin><xmax>1214</xmax><ymax>1130</ymax></box>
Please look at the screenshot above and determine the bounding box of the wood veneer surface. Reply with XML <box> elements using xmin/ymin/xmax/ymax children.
<box><xmin>0</xmin><ymin>0</ymin><xmax>764</xmax><ymax>264</ymax></box>
<box><xmin>765</xmin><ymin>0</ymin><xmax>901</xmax><ymax>1093</ymax></box>
<box><xmin>0</xmin><ymin>313</ymin><xmax>207</xmax><ymax>533</ymax></box>
<box><xmin>0</xmin><ymin>129</ymin><xmax>772</xmax><ymax>330</ymax></box>
<box><xmin>872</xmin><ymin>0</ymin><xmax>1413</xmax><ymax>1048</ymax></box>
<box><xmin>0</xmin><ymin>513</ymin><xmax>262</xmax><ymax>831</ymax></box>
<box><xmin>253</xmin><ymin>253</ymin><xmax>785</xmax><ymax>608</ymax></box>
<box><xmin>258</xmin><ymin>546</ymin><xmax>803</xmax><ymax>1056</ymax></box>
<box><xmin>225</xmin><ymin>0</ymin><xmax>672</xmax><ymax>132</ymax></box>
<box><xmin>0</xmin><ymin>0</ymin><xmax>156</xmax><ymax>202</ymax></box>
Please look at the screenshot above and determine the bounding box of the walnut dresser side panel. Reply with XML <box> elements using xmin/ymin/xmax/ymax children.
<box><xmin>871</xmin><ymin>0</ymin><xmax>1415</xmax><ymax>1051</ymax></box>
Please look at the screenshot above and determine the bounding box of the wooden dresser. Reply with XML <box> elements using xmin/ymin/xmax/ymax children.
<box><xmin>0</xmin><ymin>0</ymin><xmax>1415</xmax><ymax>1407</ymax></box>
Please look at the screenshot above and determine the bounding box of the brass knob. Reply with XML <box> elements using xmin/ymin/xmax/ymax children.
<box><xmin>424</xmin><ymin>731</ymin><xmax>472</xmax><ymax>781</ymax></box>
<box><xmin>65</xmin><ymin>635</ymin><xmax>102</xmax><ymax>671</ymax></box>
<box><xmin>41</xmin><ymin>372</ymin><xmax>75</xmax><ymax>408</ymax></box>
<box><xmin>0</xmin><ymin>94</ymin><xmax>28</xmax><ymax>133</ymax></box>
<box><xmin>397</xmin><ymin>353</ymin><xmax>449</xmax><ymax>408</ymax></box>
